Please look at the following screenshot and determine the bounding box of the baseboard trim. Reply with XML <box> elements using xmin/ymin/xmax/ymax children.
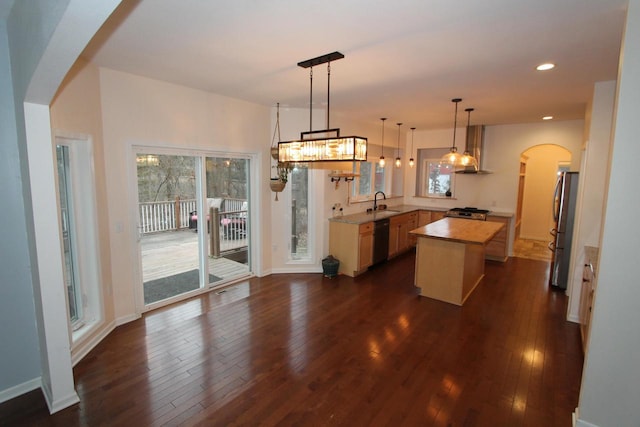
<box><xmin>567</xmin><ymin>313</ymin><xmax>581</xmax><ymax>323</ymax></box>
<box><xmin>0</xmin><ymin>377</ymin><xmax>41</xmax><ymax>405</ymax></box>
<box><xmin>115</xmin><ymin>312</ymin><xmax>141</xmax><ymax>327</ymax></box>
<box><xmin>41</xmin><ymin>380</ymin><xmax>79</xmax><ymax>414</ymax></box>
<box><xmin>271</xmin><ymin>267</ymin><xmax>323</xmax><ymax>274</ymax></box>
<box><xmin>71</xmin><ymin>320</ymin><xmax>117</xmax><ymax>366</ymax></box>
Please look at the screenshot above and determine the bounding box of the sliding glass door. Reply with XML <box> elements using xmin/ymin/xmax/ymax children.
<box><xmin>136</xmin><ymin>150</ymin><xmax>251</xmax><ymax>308</ymax></box>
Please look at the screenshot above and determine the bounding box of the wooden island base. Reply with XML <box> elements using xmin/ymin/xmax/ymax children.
<box><xmin>411</xmin><ymin>218</ymin><xmax>505</xmax><ymax>306</ymax></box>
<box><xmin>415</xmin><ymin>237</ymin><xmax>485</xmax><ymax>305</ymax></box>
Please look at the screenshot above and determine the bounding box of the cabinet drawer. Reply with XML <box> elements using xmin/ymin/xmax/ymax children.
<box><xmin>359</xmin><ymin>222</ymin><xmax>373</xmax><ymax>233</ymax></box>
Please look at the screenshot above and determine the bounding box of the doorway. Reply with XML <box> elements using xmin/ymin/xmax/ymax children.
<box><xmin>135</xmin><ymin>150</ymin><xmax>251</xmax><ymax>308</ymax></box>
<box><xmin>513</xmin><ymin>144</ymin><xmax>571</xmax><ymax>260</ymax></box>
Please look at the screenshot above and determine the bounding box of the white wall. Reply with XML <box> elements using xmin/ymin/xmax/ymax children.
<box><xmin>49</xmin><ymin>58</ymin><xmax>116</xmax><ymax>361</ymax></box>
<box><xmin>577</xmin><ymin>1</ymin><xmax>640</xmax><ymax>425</ymax></box>
<box><xmin>566</xmin><ymin>81</ymin><xmax>616</xmax><ymax>323</ymax></box>
<box><xmin>2</xmin><ymin>0</ymin><xmax>121</xmax><ymax>411</ymax></box>
<box><xmin>98</xmin><ymin>68</ymin><xmax>271</xmax><ymax>321</ymax></box>
<box><xmin>0</xmin><ymin>12</ymin><xmax>42</xmax><ymax>401</ymax></box>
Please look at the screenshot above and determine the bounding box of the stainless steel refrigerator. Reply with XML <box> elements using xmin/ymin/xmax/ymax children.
<box><xmin>549</xmin><ymin>171</ymin><xmax>579</xmax><ymax>289</ymax></box>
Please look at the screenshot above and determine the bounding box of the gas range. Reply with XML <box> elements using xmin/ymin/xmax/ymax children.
<box><xmin>445</xmin><ymin>207</ymin><xmax>490</xmax><ymax>221</ymax></box>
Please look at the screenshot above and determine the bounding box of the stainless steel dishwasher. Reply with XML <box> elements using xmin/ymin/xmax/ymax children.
<box><xmin>372</xmin><ymin>218</ymin><xmax>390</xmax><ymax>265</ymax></box>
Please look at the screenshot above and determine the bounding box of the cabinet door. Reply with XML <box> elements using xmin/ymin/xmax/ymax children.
<box><xmin>358</xmin><ymin>230</ymin><xmax>374</xmax><ymax>270</ymax></box>
<box><xmin>430</xmin><ymin>211</ymin><xmax>445</xmax><ymax>222</ymax></box>
<box><xmin>388</xmin><ymin>221</ymin><xmax>400</xmax><ymax>257</ymax></box>
<box><xmin>408</xmin><ymin>213</ymin><xmax>418</xmax><ymax>246</ymax></box>
<box><xmin>485</xmin><ymin>216</ymin><xmax>509</xmax><ymax>261</ymax></box>
<box><xmin>418</xmin><ymin>211</ymin><xmax>431</xmax><ymax>227</ymax></box>
<box><xmin>579</xmin><ymin>264</ymin><xmax>595</xmax><ymax>352</ymax></box>
<box><xmin>398</xmin><ymin>221</ymin><xmax>409</xmax><ymax>252</ymax></box>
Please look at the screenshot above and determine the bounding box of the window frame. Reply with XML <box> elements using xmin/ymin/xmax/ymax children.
<box><xmin>351</xmin><ymin>160</ymin><xmax>391</xmax><ymax>202</ymax></box>
<box><xmin>421</xmin><ymin>158</ymin><xmax>456</xmax><ymax>198</ymax></box>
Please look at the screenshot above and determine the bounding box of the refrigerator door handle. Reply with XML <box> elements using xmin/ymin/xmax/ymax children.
<box><xmin>552</xmin><ymin>174</ymin><xmax>562</xmax><ymax>222</ymax></box>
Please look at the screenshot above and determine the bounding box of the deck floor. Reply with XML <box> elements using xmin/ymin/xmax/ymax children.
<box><xmin>141</xmin><ymin>229</ymin><xmax>249</xmax><ymax>282</ymax></box>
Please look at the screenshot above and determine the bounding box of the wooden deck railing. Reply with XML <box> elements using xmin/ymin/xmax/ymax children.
<box><xmin>139</xmin><ymin>198</ymin><xmax>246</xmax><ymax>234</ymax></box>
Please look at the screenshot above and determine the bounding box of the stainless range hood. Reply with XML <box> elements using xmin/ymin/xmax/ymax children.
<box><xmin>457</xmin><ymin>124</ymin><xmax>491</xmax><ymax>174</ymax></box>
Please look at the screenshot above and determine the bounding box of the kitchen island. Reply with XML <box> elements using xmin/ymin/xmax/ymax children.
<box><xmin>410</xmin><ymin>218</ymin><xmax>505</xmax><ymax>306</ymax></box>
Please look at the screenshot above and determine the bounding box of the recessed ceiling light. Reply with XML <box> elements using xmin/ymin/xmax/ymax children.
<box><xmin>542</xmin><ymin>116</ymin><xmax>553</xmax><ymax>120</ymax></box>
<box><xmin>536</xmin><ymin>63</ymin><xmax>555</xmax><ymax>71</ymax></box>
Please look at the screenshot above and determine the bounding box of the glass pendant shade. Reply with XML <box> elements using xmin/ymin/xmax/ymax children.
<box><xmin>460</xmin><ymin>107</ymin><xmax>479</xmax><ymax>171</ymax></box>
<box><xmin>441</xmin><ymin>147</ymin><xmax>463</xmax><ymax>165</ymax></box>
<box><xmin>440</xmin><ymin>98</ymin><xmax>463</xmax><ymax>166</ymax></box>
<box><xmin>460</xmin><ymin>151</ymin><xmax>478</xmax><ymax>169</ymax></box>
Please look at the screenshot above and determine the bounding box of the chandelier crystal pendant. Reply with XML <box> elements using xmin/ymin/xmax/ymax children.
<box><xmin>460</xmin><ymin>108</ymin><xmax>479</xmax><ymax>170</ymax></box>
<box><xmin>409</xmin><ymin>127</ymin><xmax>415</xmax><ymax>167</ymax></box>
<box><xmin>277</xmin><ymin>52</ymin><xmax>367</xmax><ymax>163</ymax></box>
<box><xmin>395</xmin><ymin>122</ymin><xmax>402</xmax><ymax>168</ymax></box>
<box><xmin>379</xmin><ymin>118</ymin><xmax>387</xmax><ymax>167</ymax></box>
<box><xmin>440</xmin><ymin>98</ymin><xmax>464</xmax><ymax>166</ymax></box>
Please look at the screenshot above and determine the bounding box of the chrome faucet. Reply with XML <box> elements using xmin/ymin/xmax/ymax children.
<box><xmin>373</xmin><ymin>191</ymin><xmax>386</xmax><ymax>211</ymax></box>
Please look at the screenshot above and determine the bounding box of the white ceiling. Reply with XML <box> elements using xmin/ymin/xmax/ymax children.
<box><xmin>83</xmin><ymin>0</ymin><xmax>628</xmax><ymax>130</ymax></box>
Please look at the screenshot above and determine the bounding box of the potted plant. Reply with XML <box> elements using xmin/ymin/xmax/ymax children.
<box><xmin>270</xmin><ymin>161</ymin><xmax>292</xmax><ymax>200</ymax></box>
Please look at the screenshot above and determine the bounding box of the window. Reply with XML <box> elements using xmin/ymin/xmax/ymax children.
<box><xmin>423</xmin><ymin>159</ymin><xmax>455</xmax><ymax>197</ymax></box>
<box><xmin>352</xmin><ymin>161</ymin><xmax>387</xmax><ymax>200</ymax></box>
<box><xmin>55</xmin><ymin>136</ymin><xmax>103</xmax><ymax>338</ymax></box>
<box><xmin>415</xmin><ymin>148</ymin><xmax>455</xmax><ymax>198</ymax></box>
<box><xmin>290</xmin><ymin>165</ymin><xmax>309</xmax><ymax>260</ymax></box>
<box><xmin>56</xmin><ymin>145</ymin><xmax>82</xmax><ymax>326</ymax></box>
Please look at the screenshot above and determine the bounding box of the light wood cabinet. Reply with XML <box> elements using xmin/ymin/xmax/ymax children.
<box><xmin>329</xmin><ymin>221</ymin><xmax>374</xmax><ymax>277</ymax></box>
<box><xmin>579</xmin><ymin>261</ymin><xmax>596</xmax><ymax>353</ymax></box>
<box><xmin>389</xmin><ymin>212</ymin><xmax>418</xmax><ymax>257</ymax></box>
<box><xmin>418</xmin><ymin>210</ymin><xmax>431</xmax><ymax>227</ymax></box>
<box><xmin>407</xmin><ymin>212</ymin><xmax>418</xmax><ymax>246</ymax></box>
<box><xmin>485</xmin><ymin>215</ymin><xmax>510</xmax><ymax>262</ymax></box>
<box><xmin>430</xmin><ymin>211</ymin><xmax>446</xmax><ymax>222</ymax></box>
<box><xmin>358</xmin><ymin>223</ymin><xmax>374</xmax><ymax>271</ymax></box>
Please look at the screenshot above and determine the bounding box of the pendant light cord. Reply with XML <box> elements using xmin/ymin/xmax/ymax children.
<box><xmin>309</xmin><ymin>67</ymin><xmax>313</xmax><ymax>132</ymax></box>
<box><xmin>452</xmin><ymin>98</ymin><xmax>461</xmax><ymax>150</ymax></box>
<box><xmin>327</xmin><ymin>62</ymin><xmax>331</xmax><ymax>130</ymax></box>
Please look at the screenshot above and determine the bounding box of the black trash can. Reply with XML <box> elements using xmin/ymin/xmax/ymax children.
<box><xmin>322</xmin><ymin>255</ymin><xmax>340</xmax><ymax>278</ymax></box>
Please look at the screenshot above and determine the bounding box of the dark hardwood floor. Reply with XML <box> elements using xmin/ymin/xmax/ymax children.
<box><xmin>0</xmin><ymin>251</ymin><xmax>583</xmax><ymax>426</ymax></box>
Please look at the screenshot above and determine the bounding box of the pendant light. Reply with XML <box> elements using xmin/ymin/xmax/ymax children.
<box><xmin>440</xmin><ymin>98</ymin><xmax>463</xmax><ymax>165</ymax></box>
<box><xmin>395</xmin><ymin>122</ymin><xmax>403</xmax><ymax>168</ymax></box>
<box><xmin>379</xmin><ymin>118</ymin><xmax>387</xmax><ymax>167</ymax></box>
<box><xmin>461</xmin><ymin>108</ymin><xmax>479</xmax><ymax>170</ymax></box>
<box><xmin>409</xmin><ymin>127</ymin><xmax>416</xmax><ymax>167</ymax></box>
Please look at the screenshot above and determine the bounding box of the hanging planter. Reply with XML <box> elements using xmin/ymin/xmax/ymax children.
<box><xmin>270</xmin><ymin>146</ymin><xmax>279</xmax><ymax>161</ymax></box>
<box><xmin>269</xmin><ymin>103</ymin><xmax>292</xmax><ymax>201</ymax></box>
<box><xmin>270</xmin><ymin>178</ymin><xmax>286</xmax><ymax>192</ymax></box>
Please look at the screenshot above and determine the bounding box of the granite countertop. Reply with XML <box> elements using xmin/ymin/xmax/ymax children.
<box><xmin>410</xmin><ymin>217</ymin><xmax>505</xmax><ymax>245</ymax></box>
<box><xmin>329</xmin><ymin>204</ymin><xmax>513</xmax><ymax>225</ymax></box>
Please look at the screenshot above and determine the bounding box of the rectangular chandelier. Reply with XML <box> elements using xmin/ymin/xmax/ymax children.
<box><xmin>278</xmin><ymin>130</ymin><xmax>367</xmax><ymax>163</ymax></box>
<box><xmin>276</xmin><ymin>51</ymin><xmax>368</xmax><ymax>164</ymax></box>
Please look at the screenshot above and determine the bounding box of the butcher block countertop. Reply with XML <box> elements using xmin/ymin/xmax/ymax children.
<box><xmin>410</xmin><ymin>217</ymin><xmax>505</xmax><ymax>245</ymax></box>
